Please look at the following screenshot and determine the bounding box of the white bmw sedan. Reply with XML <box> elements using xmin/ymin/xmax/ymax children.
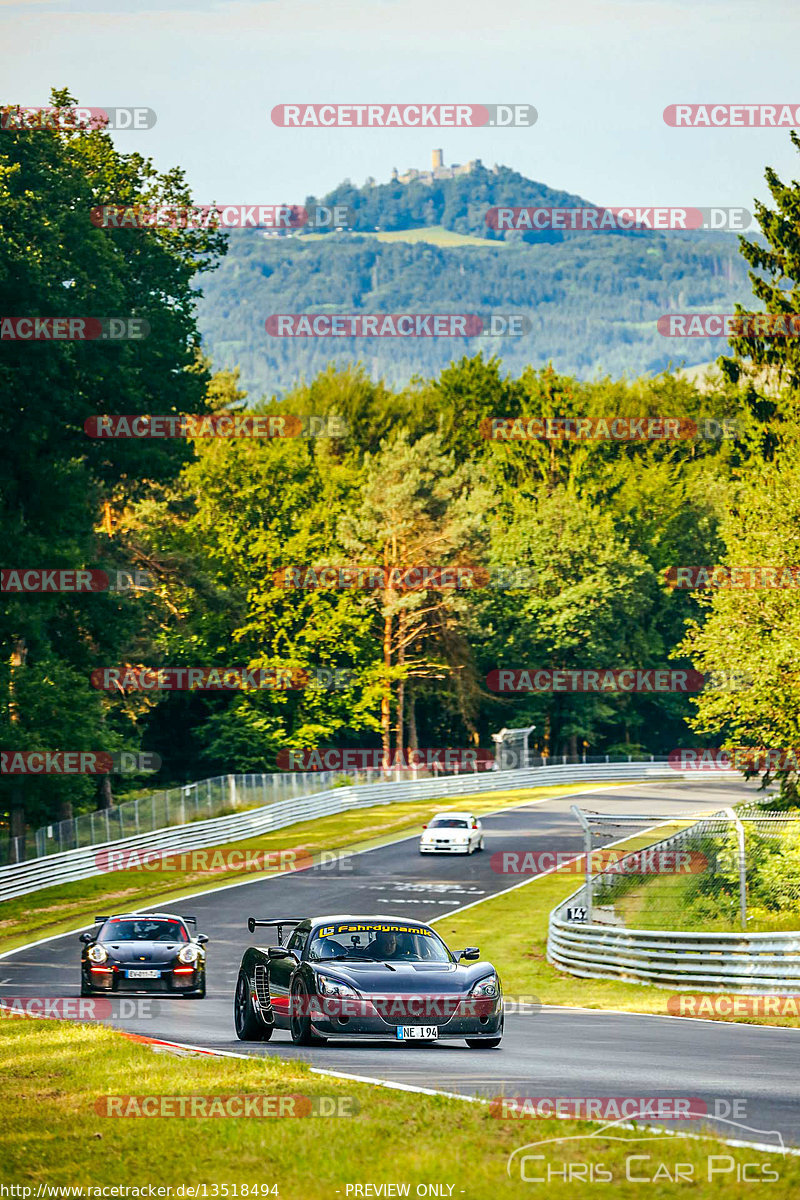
<box><xmin>419</xmin><ymin>812</ymin><xmax>485</xmax><ymax>855</ymax></box>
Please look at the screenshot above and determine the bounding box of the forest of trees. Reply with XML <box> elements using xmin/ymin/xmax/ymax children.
<box><xmin>197</xmin><ymin>223</ymin><xmax>750</xmax><ymax>396</ymax></box>
<box><xmin>3</xmin><ymin>96</ymin><xmax>800</xmax><ymax>850</ymax></box>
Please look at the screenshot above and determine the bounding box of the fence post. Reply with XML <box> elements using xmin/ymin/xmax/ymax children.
<box><xmin>229</xmin><ymin>775</ymin><xmax>236</xmax><ymax>810</ymax></box>
<box><xmin>726</xmin><ymin>807</ymin><xmax>747</xmax><ymax>930</ymax></box>
<box><xmin>571</xmin><ymin>804</ymin><xmax>594</xmax><ymax>923</ymax></box>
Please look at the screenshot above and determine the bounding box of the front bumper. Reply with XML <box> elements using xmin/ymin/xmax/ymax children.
<box><xmin>306</xmin><ymin>995</ymin><xmax>503</xmax><ymax>1040</ymax></box>
<box><xmin>84</xmin><ymin>965</ymin><xmax>203</xmax><ymax>993</ymax></box>
<box><xmin>419</xmin><ymin>841</ymin><xmax>470</xmax><ymax>854</ymax></box>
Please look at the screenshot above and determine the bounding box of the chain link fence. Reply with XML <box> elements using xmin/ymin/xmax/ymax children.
<box><xmin>570</xmin><ymin>802</ymin><xmax>800</xmax><ymax>933</ymax></box>
<box><xmin>1</xmin><ymin>750</ymin><xmax>664</xmax><ymax>866</ymax></box>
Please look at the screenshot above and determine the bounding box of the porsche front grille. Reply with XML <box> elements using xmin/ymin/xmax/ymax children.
<box><xmin>254</xmin><ymin>963</ymin><xmax>270</xmax><ymax>1007</ymax></box>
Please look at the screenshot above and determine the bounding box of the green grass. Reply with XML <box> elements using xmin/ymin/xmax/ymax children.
<box><xmin>438</xmin><ymin>831</ymin><xmax>800</xmax><ymax>1029</ymax></box>
<box><xmin>0</xmin><ymin>782</ymin><xmax>625</xmax><ymax>955</ymax></box>
<box><xmin>0</xmin><ymin>1016</ymin><xmax>793</xmax><ymax>1194</ymax></box>
<box><xmin>301</xmin><ymin>225</ymin><xmax>503</xmax><ymax>247</ymax></box>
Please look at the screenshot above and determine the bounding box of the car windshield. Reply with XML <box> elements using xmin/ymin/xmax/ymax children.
<box><xmin>308</xmin><ymin>923</ymin><xmax>452</xmax><ymax>963</ymax></box>
<box><xmin>429</xmin><ymin>818</ymin><xmax>469</xmax><ymax>828</ymax></box>
<box><xmin>99</xmin><ymin>918</ymin><xmax>189</xmax><ymax>943</ymax></box>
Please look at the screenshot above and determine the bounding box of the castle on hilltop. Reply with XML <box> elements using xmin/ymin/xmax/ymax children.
<box><xmin>390</xmin><ymin>149</ymin><xmax>486</xmax><ymax>186</ymax></box>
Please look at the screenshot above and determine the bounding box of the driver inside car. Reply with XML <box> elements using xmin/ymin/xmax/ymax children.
<box><xmin>365</xmin><ymin>930</ymin><xmax>414</xmax><ymax>960</ymax></box>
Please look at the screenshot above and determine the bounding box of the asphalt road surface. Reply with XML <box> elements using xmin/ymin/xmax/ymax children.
<box><xmin>3</xmin><ymin>778</ymin><xmax>799</xmax><ymax>1148</ymax></box>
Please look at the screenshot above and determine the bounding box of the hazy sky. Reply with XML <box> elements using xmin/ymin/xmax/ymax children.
<box><xmin>2</xmin><ymin>0</ymin><xmax>798</xmax><ymax>211</ymax></box>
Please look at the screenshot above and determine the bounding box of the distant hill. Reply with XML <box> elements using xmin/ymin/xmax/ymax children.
<box><xmin>301</xmin><ymin>163</ymin><xmax>590</xmax><ymax>244</ymax></box>
<box><xmin>195</xmin><ymin>164</ymin><xmax>753</xmax><ymax>397</ymax></box>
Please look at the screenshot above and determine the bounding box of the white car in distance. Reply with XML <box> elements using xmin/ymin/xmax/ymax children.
<box><xmin>419</xmin><ymin>811</ymin><xmax>485</xmax><ymax>855</ymax></box>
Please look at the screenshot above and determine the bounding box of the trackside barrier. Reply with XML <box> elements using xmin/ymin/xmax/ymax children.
<box><xmin>0</xmin><ymin>761</ymin><xmax>677</xmax><ymax>902</ymax></box>
<box><xmin>547</xmin><ymin>798</ymin><xmax>800</xmax><ymax>993</ymax></box>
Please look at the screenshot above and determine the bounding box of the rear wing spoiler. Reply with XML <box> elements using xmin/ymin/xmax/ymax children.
<box><xmin>248</xmin><ymin>917</ymin><xmax>304</xmax><ymax>943</ymax></box>
<box><xmin>94</xmin><ymin>913</ymin><xmax>198</xmax><ymax>926</ymax></box>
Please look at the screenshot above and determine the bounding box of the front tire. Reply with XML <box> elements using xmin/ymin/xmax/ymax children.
<box><xmin>80</xmin><ymin>977</ymin><xmax>93</xmax><ymax>997</ymax></box>
<box><xmin>234</xmin><ymin>970</ymin><xmax>271</xmax><ymax>1040</ymax></box>
<box><xmin>290</xmin><ymin>980</ymin><xmax>326</xmax><ymax>1046</ymax></box>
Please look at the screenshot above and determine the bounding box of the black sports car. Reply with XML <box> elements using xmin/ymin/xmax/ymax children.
<box><xmin>79</xmin><ymin>911</ymin><xmax>208</xmax><ymax>997</ymax></box>
<box><xmin>233</xmin><ymin>913</ymin><xmax>503</xmax><ymax>1047</ymax></box>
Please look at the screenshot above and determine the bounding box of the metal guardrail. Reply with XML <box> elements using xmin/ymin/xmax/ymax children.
<box><xmin>547</xmin><ymin>797</ymin><xmax>800</xmax><ymax>992</ymax></box>
<box><xmin>0</xmin><ymin>760</ymin><xmax>675</xmax><ymax>902</ymax></box>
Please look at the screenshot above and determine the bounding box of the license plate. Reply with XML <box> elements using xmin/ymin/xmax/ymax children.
<box><xmin>126</xmin><ymin>969</ymin><xmax>160</xmax><ymax>979</ymax></box>
<box><xmin>397</xmin><ymin>1025</ymin><xmax>438</xmax><ymax>1040</ymax></box>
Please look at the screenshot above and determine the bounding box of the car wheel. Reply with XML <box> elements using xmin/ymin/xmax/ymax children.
<box><xmin>290</xmin><ymin>980</ymin><xmax>326</xmax><ymax>1046</ymax></box>
<box><xmin>234</xmin><ymin>970</ymin><xmax>270</xmax><ymax>1040</ymax></box>
<box><xmin>465</xmin><ymin>1037</ymin><xmax>502</xmax><ymax>1048</ymax></box>
<box><xmin>80</xmin><ymin>978</ymin><xmax>93</xmax><ymax>997</ymax></box>
<box><xmin>477</xmin><ymin>837</ymin><xmax>485</xmax><ymax>851</ymax></box>
<box><xmin>189</xmin><ymin>981</ymin><xmax>206</xmax><ymax>998</ymax></box>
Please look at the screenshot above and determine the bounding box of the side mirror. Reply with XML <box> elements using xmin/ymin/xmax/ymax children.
<box><xmin>196</xmin><ymin>934</ymin><xmax>209</xmax><ymax>945</ymax></box>
<box><xmin>79</xmin><ymin>932</ymin><xmax>94</xmax><ymax>944</ymax></box>
<box><xmin>267</xmin><ymin>946</ymin><xmax>294</xmax><ymax>959</ymax></box>
<box><xmin>458</xmin><ymin>947</ymin><xmax>480</xmax><ymax>961</ymax></box>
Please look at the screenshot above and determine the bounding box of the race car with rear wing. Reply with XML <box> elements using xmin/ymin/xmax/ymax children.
<box><xmin>79</xmin><ymin>912</ymin><xmax>208</xmax><ymax>997</ymax></box>
<box><xmin>233</xmin><ymin>913</ymin><xmax>503</xmax><ymax>1047</ymax></box>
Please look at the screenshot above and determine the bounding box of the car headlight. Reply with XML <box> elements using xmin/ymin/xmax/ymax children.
<box><xmin>469</xmin><ymin>974</ymin><xmax>499</xmax><ymax>998</ymax></box>
<box><xmin>87</xmin><ymin>944</ymin><xmax>108</xmax><ymax>963</ymax></box>
<box><xmin>316</xmin><ymin>974</ymin><xmax>360</xmax><ymax>998</ymax></box>
<box><xmin>178</xmin><ymin>944</ymin><xmax>200</xmax><ymax>964</ymax></box>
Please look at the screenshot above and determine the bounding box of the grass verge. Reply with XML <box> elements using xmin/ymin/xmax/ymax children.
<box><xmin>0</xmin><ymin>1015</ymin><xmax>793</xmax><ymax>1194</ymax></box>
<box><xmin>438</xmin><ymin>828</ymin><xmax>800</xmax><ymax>1029</ymax></box>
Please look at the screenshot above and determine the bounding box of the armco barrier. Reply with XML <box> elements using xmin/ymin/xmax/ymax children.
<box><xmin>0</xmin><ymin>761</ymin><xmax>675</xmax><ymax>902</ymax></box>
<box><xmin>547</xmin><ymin>920</ymin><xmax>800</xmax><ymax>993</ymax></box>
<box><xmin>547</xmin><ymin>798</ymin><xmax>800</xmax><ymax>993</ymax></box>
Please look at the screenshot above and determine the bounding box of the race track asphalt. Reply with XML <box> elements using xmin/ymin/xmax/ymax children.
<box><xmin>3</xmin><ymin>778</ymin><xmax>798</xmax><ymax>1149</ymax></box>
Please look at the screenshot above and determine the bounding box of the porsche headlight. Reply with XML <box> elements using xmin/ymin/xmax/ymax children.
<box><xmin>469</xmin><ymin>974</ymin><xmax>499</xmax><ymax>998</ymax></box>
<box><xmin>178</xmin><ymin>944</ymin><xmax>199</xmax><ymax>964</ymax></box>
<box><xmin>316</xmin><ymin>974</ymin><xmax>359</xmax><ymax>998</ymax></box>
<box><xmin>88</xmin><ymin>944</ymin><xmax>108</xmax><ymax>964</ymax></box>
